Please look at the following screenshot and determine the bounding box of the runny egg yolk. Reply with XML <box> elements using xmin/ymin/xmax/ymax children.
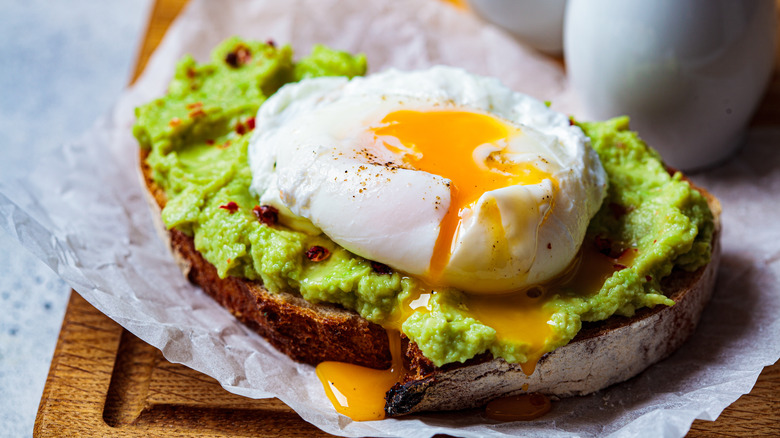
<box><xmin>371</xmin><ymin>109</ymin><xmax>553</xmax><ymax>284</ymax></box>
<box><xmin>315</xmin><ymin>238</ymin><xmax>640</xmax><ymax>421</ymax></box>
<box><xmin>317</xmin><ymin>245</ymin><xmax>649</xmax><ymax>421</ymax></box>
<box><xmin>316</xmin><ymin>330</ymin><xmax>403</xmax><ymax>421</ymax></box>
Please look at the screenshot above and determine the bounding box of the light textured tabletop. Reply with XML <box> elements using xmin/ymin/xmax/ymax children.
<box><xmin>0</xmin><ymin>1</ymin><xmax>151</xmax><ymax>436</ymax></box>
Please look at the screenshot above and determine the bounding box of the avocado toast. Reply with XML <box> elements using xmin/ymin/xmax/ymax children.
<box><xmin>134</xmin><ymin>38</ymin><xmax>720</xmax><ymax>418</ymax></box>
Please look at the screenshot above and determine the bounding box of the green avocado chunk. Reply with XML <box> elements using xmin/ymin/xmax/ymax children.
<box><xmin>134</xmin><ymin>39</ymin><xmax>713</xmax><ymax>368</ymax></box>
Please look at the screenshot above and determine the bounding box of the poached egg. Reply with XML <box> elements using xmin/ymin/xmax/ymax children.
<box><xmin>248</xmin><ymin>67</ymin><xmax>606</xmax><ymax>294</ymax></box>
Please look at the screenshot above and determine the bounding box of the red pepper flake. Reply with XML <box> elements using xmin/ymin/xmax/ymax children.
<box><xmin>225</xmin><ymin>52</ymin><xmax>239</xmax><ymax>67</ymax></box>
<box><xmin>169</xmin><ymin>117</ymin><xmax>181</xmax><ymax>127</ymax></box>
<box><xmin>186</xmin><ymin>67</ymin><xmax>196</xmax><ymax>78</ymax></box>
<box><xmin>371</xmin><ymin>261</ymin><xmax>392</xmax><ymax>275</ymax></box>
<box><xmin>186</xmin><ymin>101</ymin><xmax>203</xmax><ymax>110</ymax></box>
<box><xmin>613</xmin><ymin>263</ymin><xmax>627</xmax><ymax>271</ymax></box>
<box><xmin>568</xmin><ymin>116</ymin><xmax>575</xmax><ymax>126</ymax></box>
<box><xmin>547</xmin><ymin>242</ymin><xmax>552</xmax><ymax>250</ymax></box>
<box><xmin>205</xmin><ymin>139</ymin><xmax>215</xmax><ymax>145</ymax></box>
<box><xmin>266</xmin><ymin>39</ymin><xmax>276</xmax><ymax>48</ymax></box>
<box><xmin>219</xmin><ymin>201</ymin><xmax>239</xmax><ymax>214</ymax></box>
<box><xmin>237</xmin><ymin>46</ymin><xmax>252</xmax><ymax>63</ymax></box>
<box><xmin>189</xmin><ymin>107</ymin><xmax>206</xmax><ymax>118</ymax></box>
<box><xmin>645</xmin><ymin>275</ymin><xmax>653</xmax><ymax>282</ymax></box>
<box><xmin>653</xmin><ymin>239</ymin><xmax>657</xmax><ymax>244</ymax></box>
<box><xmin>225</xmin><ymin>45</ymin><xmax>252</xmax><ymax>68</ymax></box>
<box><xmin>252</xmin><ymin>205</ymin><xmax>278</xmax><ymax>226</ymax></box>
<box><xmin>305</xmin><ymin>246</ymin><xmax>330</xmax><ymax>262</ymax></box>
<box><xmin>234</xmin><ymin>117</ymin><xmax>256</xmax><ymax>136</ymax></box>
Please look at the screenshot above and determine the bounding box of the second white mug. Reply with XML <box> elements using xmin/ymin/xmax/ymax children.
<box><xmin>565</xmin><ymin>0</ymin><xmax>776</xmax><ymax>170</ymax></box>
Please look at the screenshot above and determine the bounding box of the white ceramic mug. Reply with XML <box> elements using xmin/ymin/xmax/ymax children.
<box><xmin>468</xmin><ymin>0</ymin><xmax>568</xmax><ymax>54</ymax></box>
<box><xmin>565</xmin><ymin>0</ymin><xmax>776</xmax><ymax>170</ymax></box>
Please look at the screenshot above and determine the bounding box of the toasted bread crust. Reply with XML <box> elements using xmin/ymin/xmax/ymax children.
<box><xmin>140</xmin><ymin>148</ymin><xmax>721</xmax><ymax>415</ymax></box>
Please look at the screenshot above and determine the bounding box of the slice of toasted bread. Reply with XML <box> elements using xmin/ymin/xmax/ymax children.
<box><xmin>140</xmin><ymin>148</ymin><xmax>721</xmax><ymax>416</ymax></box>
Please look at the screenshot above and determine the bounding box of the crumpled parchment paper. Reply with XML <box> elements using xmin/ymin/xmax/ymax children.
<box><xmin>1</xmin><ymin>0</ymin><xmax>778</xmax><ymax>436</ymax></box>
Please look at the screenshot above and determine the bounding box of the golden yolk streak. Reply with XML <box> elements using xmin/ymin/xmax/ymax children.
<box><xmin>465</xmin><ymin>291</ymin><xmax>554</xmax><ymax>376</ymax></box>
<box><xmin>315</xmin><ymin>330</ymin><xmax>403</xmax><ymax>421</ymax></box>
<box><xmin>465</xmin><ymin>243</ymin><xmax>641</xmax><ymax>376</ymax></box>
<box><xmin>372</xmin><ymin>109</ymin><xmax>553</xmax><ymax>283</ymax></box>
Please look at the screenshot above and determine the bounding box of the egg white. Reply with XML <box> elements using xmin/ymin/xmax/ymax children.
<box><xmin>248</xmin><ymin>67</ymin><xmax>606</xmax><ymax>293</ymax></box>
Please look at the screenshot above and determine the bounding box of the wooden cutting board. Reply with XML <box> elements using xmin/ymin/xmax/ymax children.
<box><xmin>34</xmin><ymin>0</ymin><xmax>780</xmax><ymax>436</ymax></box>
<box><xmin>32</xmin><ymin>293</ymin><xmax>780</xmax><ymax>437</ymax></box>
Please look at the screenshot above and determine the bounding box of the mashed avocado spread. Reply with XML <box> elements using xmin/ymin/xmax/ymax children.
<box><xmin>134</xmin><ymin>39</ymin><xmax>714</xmax><ymax>367</ymax></box>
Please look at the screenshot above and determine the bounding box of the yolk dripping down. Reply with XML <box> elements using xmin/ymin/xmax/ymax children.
<box><xmin>465</xmin><ymin>290</ymin><xmax>553</xmax><ymax>376</ymax></box>
<box><xmin>462</xmin><ymin>242</ymin><xmax>640</xmax><ymax>375</ymax></box>
<box><xmin>314</xmin><ymin>244</ymin><xmax>641</xmax><ymax>421</ymax></box>
<box><xmin>372</xmin><ymin>109</ymin><xmax>558</xmax><ymax>377</ymax></box>
<box><xmin>372</xmin><ymin>109</ymin><xmax>553</xmax><ymax>284</ymax></box>
<box><xmin>316</xmin><ymin>331</ymin><xmax>403</xmax><ymax>421</ymax></box>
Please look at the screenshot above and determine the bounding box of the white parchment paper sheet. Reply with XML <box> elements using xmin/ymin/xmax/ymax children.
<box><xmin>1</xmin><ymin>0</ymin><xmax>778</xmax><ymax>436</ymax></box>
